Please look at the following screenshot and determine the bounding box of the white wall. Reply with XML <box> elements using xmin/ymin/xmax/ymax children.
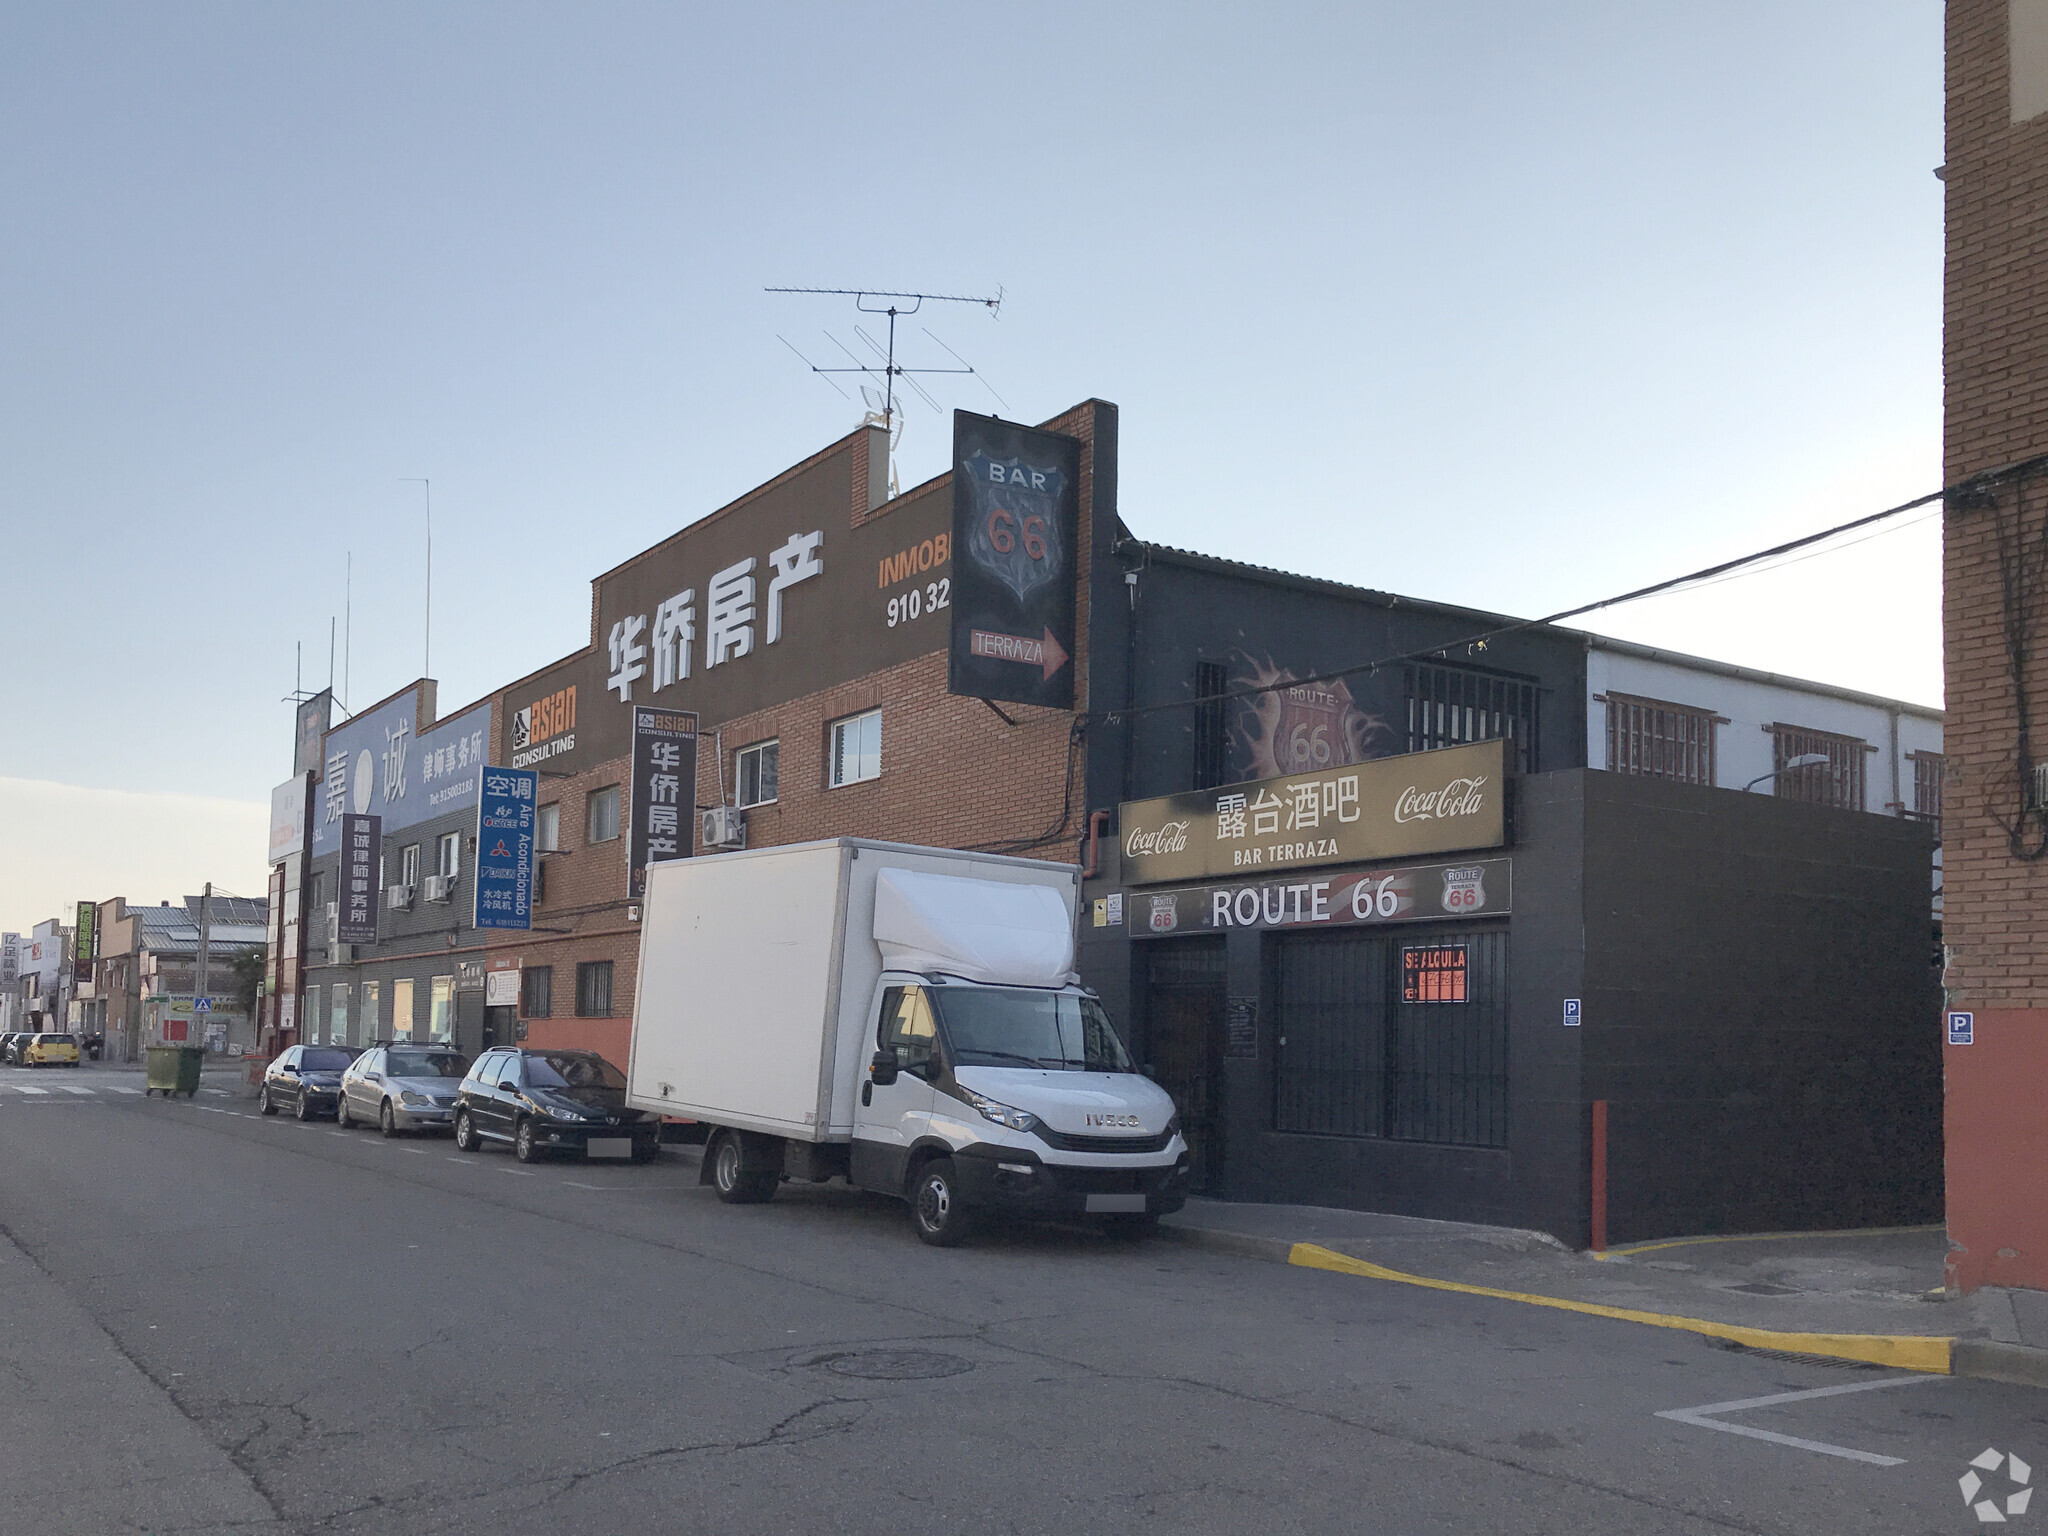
<box><xmin>1585</xmin><ymin>646</ymin><xmax>1942</xmax><ymax>811</ymax></box>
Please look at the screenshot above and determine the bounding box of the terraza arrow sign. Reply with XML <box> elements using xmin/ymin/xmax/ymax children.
<box><xmin>947</xmin><ymin>410</ymin><xmax>1081</xmax><ymax>709</ymax></box>
<box><xmin>1117</xmin><ymin>738</ymin><xmax>1509</xmax><ymax>886</ymax></box>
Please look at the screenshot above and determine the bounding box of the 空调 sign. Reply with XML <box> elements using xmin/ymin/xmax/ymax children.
<box><xmin>1117</xmin><ymin>738</ymin><xmax>1509</xmax><ymax>886</ymax></box>
<box><xmin>474</xmin><ymin>767</ymin><xmax>538</xmax><ymax>930</ymax></box>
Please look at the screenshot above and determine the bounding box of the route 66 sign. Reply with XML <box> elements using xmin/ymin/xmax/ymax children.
<box><xmin>962</xmin><ymin>452</ymin><xmax>1067</xmax><ymax>603</ymax></box>
<box><xmin>1148</xmin><ymin>895</ymin><xmax>1179</xmax><ymax>933</ymax></box>
<box><xmin>1441</xmin><ymin>865</ymin><xmax>1487</xmax><ymax>913</ymax></box>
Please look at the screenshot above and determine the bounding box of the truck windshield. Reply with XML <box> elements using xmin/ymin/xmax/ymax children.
<box><xmin>935</xmin><ymin>990</ymin><xmax>1133</xmax><ymax>1073</ymax></box>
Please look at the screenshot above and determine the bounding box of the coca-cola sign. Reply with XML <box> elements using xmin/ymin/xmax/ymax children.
<box><xmin>1117</xmin><ymin>738</ymin><xmax>1508</xmax><ymax>885</ymax></box>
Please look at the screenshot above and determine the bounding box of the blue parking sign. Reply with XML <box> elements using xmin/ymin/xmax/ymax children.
<box><xmin>1562</xmin><ymin>998</ymin><xmax>1582</xmax><ymax>1027</ymax></box>
<box><xmin>1948</xmin><ymin>1011</ymin><xmax>1974</xmax><ymax>1046</ymax></box>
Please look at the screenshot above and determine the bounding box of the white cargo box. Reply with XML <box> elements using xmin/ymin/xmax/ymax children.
<box><xmin>625</xmin><ymin>838</ymin><xmax>1080</xmax><ymax>1142</ymax></box>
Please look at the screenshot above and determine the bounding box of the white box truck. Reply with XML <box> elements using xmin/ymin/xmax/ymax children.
<box><xmin>625</xmin><ymin>838</ymin><xmax>1189</xmax><ymax>1245</ymax></box>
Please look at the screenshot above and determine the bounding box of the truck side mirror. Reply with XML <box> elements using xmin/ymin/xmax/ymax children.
<box><xmin>869</xmin><ymin>1049</ymin><xmax>900</xmax><ymax>1086</ymax></box>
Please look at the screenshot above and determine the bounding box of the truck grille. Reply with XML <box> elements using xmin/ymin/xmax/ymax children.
<box><xmin>1033</xmin><ymin>1126</ymin><xmax>1175</xmax><ymax>1154</ymax></box>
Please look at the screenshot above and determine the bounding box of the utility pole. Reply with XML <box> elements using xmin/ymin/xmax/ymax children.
<box><xmin>194</xmin><ymin>884</ymin><xmax>213</xmax><ymax>1044</ymax></box>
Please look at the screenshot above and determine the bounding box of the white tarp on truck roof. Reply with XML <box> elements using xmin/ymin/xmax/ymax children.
<box><xmin>872</xmin><ymin>868</ymin><xmax>1074</xmax><ymax>986</ymax></box>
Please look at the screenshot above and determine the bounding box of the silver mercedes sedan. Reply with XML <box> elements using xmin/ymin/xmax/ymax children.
<box><xmin>338</xmin><ymin>1043</ymin><xmax>471</xmax><ymax>1135</ymax></box>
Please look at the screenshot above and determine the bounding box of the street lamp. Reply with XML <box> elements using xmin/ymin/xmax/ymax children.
<box><xmin>1744</xmin><ymin>753</ymin><xmax>1831</xmax><ymax>792</ymax></box>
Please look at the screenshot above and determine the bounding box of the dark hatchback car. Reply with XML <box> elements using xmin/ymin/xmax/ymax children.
<box><xmin>258</xmin><ymin>1045</ymin><xmax>359</xmax><ymax>1120</ymax></box>
<box><xmin>452</xmin><ymin>1047</ymin><xmax>658</xmax><ymax>1164</ymax></box>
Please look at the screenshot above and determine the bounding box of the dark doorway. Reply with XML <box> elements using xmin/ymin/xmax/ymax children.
<box><xmin>481</xmin><ymin>1005</ymin><xmax>516</xmax><ymax>1054</ymax></box>
<box><xmin>1143</xmin><ymin>937</ymin><xmax>1227</xmax><ymax>1193</ymax></box>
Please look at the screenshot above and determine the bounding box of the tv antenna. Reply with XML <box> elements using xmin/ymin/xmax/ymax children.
<box><xmin>768</xmin><ymin>286</ymin><xmax>1006</xmax><ymax>428</ymax></box>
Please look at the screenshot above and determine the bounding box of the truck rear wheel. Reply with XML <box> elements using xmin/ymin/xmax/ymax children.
<box><xmin>911</xmin><ymin>1158</ymin><xmax>973</xmax><ymax>1247</ymax></box>
<box><xmin>710</xmin><ymin>1130</ymin><xmax>777</xmax><ymax>1204</ymax></box>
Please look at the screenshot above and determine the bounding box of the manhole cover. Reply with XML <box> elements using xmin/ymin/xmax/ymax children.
<box><xmin>1725</xmin><ymin>1282</ymin><xmax>1799</xmax><ymax>1296</ymax></box>
<box><xmin>815</xmin><ymin>1349</ymin><xmax>974</xmax><ymax>1381</ymax></box>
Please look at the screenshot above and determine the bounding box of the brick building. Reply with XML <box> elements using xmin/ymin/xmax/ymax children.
<box><xmin>1941</xmin><ymin>1</ymin><xmax>2048</xmax><ymax>1304</ymax></box>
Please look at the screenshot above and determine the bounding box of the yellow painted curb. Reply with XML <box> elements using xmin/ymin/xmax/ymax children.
<box><xmin>1288</xmin><ymin>1242</ymin><xmax>1953</xmax><ymax>1374</ymax></box>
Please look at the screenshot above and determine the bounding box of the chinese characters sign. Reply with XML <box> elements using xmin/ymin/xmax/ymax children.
<box><xmin>948</xmin><ymin>410</ymin><xmax>1080</xmax><ymax>710</ymax></box>
<box><xmin>310</xmin><ymin>692</ymin><xmax>493</xmax><ymax>858</ymax></box>
<box><xmin>1117</xmin><ymin>738</ymin><xmax>1509</xmax><ymax>886</ymax></box>
<box><xmin>605</xmin><ymin>532</ymin><xmax>824</xmax><ymax>704</ymax></box>
<box><xmin>1122</xmin><ymin>858</ymin><xmax>1510</xmax><ymax>939</ymax></box>
<box><xmin>629</xmin><ymin>708</ymin><xmax>697</xmax><ymax>898</ymax></box>
<box><xmin>338</xmin><ymin>815</ymin><xmax>381</xmax><ymax>944</ymax></box>
<box><xmin>73</xmin><ymin>901</ymin><xmax>95</xmax><ymax>983</ymax></box>
<box><xmin>474</xmin><ymin>768</ymin><xmax>537</xmax><ymax>930</ymax></box>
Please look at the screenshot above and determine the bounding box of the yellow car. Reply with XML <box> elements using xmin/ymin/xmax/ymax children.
<box><xmin>25</xmin><ymin>1032</ymin><xmax>80</xmax><ymax>1067</ymax></box>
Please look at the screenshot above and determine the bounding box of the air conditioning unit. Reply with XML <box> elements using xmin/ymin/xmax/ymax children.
<box><xmin>324</xmin><ymin>904</ymin><xmax>340</xmax><ymax>946</ymax></box>
<box><xmin>386</xmin><ymin>884</ymin><xmax>415</xmax><ymax>912</ymax></box>
<box><xmin>423</xmin><ymin>873</ymin><xmax>454</xmax><ymax>904</ymax></box>
<box><xmin>701</xmin><ymin>806</ymin><xmax>747</xmax><ymax>850</ymax></box>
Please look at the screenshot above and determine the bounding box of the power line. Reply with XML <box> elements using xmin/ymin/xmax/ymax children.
<box><xmin>1096</xmin><ymin>455</ymin><xmax>2048</xmax><ymax>726</ymax></box>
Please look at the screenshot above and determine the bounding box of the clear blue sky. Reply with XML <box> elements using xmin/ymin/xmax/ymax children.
<box><xmin>0</xmin><ymin>2</ymin><xmax>1943</xmax><ymax>929</ymax></box>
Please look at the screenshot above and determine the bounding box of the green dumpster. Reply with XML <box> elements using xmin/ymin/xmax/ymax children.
<box><xmin>145</xmin><ymin>1045</ymin><xmax>204</xmax><ymax>1098</ymax></box>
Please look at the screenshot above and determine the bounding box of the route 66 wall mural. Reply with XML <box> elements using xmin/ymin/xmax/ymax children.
<box><xmin>947</xmin><ymin>410</ymin><xmax>1081</xmax><ymax>710</ymax></box>
<box><xmin>1228</xmin><ymin>656</ymin><xmax>1400</xmax><ymax>781</ymax></box>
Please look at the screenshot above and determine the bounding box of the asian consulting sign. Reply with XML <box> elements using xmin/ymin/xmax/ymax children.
<box><xmin>1116</xmin><ymin>738</ymin><xmax>1509</xmax><ymax>886</ymax></box>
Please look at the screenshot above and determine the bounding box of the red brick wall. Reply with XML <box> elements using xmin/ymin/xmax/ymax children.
<box><xmin>1943</xmin><ymin>1</ymin><xmax>2048</xmax><ymax>1292</ymax></box>
<box><xmin>488</xmin><ymin>400</ymin><xmax>1109</xmax><ymax>1072</ymax></box>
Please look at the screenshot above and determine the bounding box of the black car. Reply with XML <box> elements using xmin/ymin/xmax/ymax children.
<box><xmin>452</xmin><ymin>1047</ymin><xmax>658</xmax><ymax>1164</ymax></box>
<box><xmin>258</xmin><ymin>1045</ymin><xmax>358</xmax><ymax>1120</ymax></box>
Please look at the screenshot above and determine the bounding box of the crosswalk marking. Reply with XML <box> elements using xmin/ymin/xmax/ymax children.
<box><xmin>11</xmin><ymin>1086</ymin><xmax>49</xmax><ymax>1095</ymax></box>
<box><xmin>105</xmin><ymin>1086</ymin><xmax>141</xmax><ymax>1094</ymax></box>
<box><xmin>57</xmin><ymin>1086</ymin><xmax>95</xmax><ymax>1095</ymax></box>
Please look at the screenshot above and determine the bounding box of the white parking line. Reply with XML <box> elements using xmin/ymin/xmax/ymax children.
<box><xmin>397</xmin><ymin>1147</ymin><xmax>429</xmax><ymax>1155</ymax></box>
<box><xmin>10</xmin><ymin>1086</ymin><xmax>49</xmax><ymax>1096</ymax></box>
<box><xmin>105</xmin><ymin>1086</ymin><xmax>142</xmax><ymax>1094</ymax></box>
<box><xmin>500</xmin><ymin>1169</ymin><xmax>536</xmax><ymax>1177</ymax></box>
<box><xmin>1655</xmin><ymin>1375</ymin><xmax>1945</xmax><ymax>1466</ymax></box>
<box><xmin>447</xmin><ymin>1157</ymin><xmax>478</xmax><ymax>1164</ymax></box>
<box><xmin>201</xmin><ymin>1089</ymin><xmax>229</xmax><ymax>1097</ymax></box>
<box><xmin>563</xmin><ymin>1182</ymin><xmax>622</xmax><ymax>1191</ymax></box>
<box><xmin>57</xmin><ymin>1086</ymin><xmax>95</xmax><ymax>1096</ymax></box>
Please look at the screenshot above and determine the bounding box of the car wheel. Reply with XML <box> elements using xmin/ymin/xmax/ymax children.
<box><xmin>514</xmin><ymin>1117</ymin><xmax>543</xmax><ymax>1163</ymax></box>
<box><xmin>336</xmin><ymin>1095</ymin><xmax>353</xmax><ymax>1129</ymax></box>
<box><xmin>259</xmin><ymin>1086</ymin><xmax>277</xmax><ymax>1116</ymax></box>
<box><xmin>453</xmin><ymin>1109</ymin><xmax>478</xmax><ymax>1152</ymax></box>
<box><xmin>380</xmin><ymin>1101</ymin><xmax>399</xmax><ymax>1139</ymax></box>
<box><xmin>294</xmin><ymin>1091</ymin><xmax>313</xmax><ymax>1122</ymax></box>
<box><xmin>710</xmin><ymin>1130</ymin><xmax>776</xmax><ymax>1204</ymax></box>
<box><xmin>912</xmin><ymin>1158</ymin><xmax>973</xmax><ymax>1248</ymax></box>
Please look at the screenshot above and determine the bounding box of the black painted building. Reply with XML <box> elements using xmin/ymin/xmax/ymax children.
<box><xmin>1075</xmin><ymin>536</ymin><xmax>1941</xmax><ymax>1246</ymax></box>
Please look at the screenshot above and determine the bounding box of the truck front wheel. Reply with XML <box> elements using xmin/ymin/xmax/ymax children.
<box><xmin>911</xmin><ymin>1158</ymin><xmax>973</xmax><ymax>1248</ymax></box>
<box><xmin>710</xmin><ymin>1130</ymin><xmax>777</xmax><ymax>1204</ymax></box>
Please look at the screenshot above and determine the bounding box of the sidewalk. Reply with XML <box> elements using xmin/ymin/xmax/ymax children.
<box><xmin>1159</xmin><ymin>1196</ymin><xmax>2047</xmax><ymax>1386</ymax></box>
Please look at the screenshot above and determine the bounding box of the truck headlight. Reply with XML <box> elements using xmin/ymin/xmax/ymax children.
<box><xmin>958</xmin><ymin>1087</ymin><xmax>1039</xmax><ymax>1133</ymax></box>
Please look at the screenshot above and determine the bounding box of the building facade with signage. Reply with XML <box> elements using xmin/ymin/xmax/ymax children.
<box><xmin>259</xmin><ymin>394</ymin><xmax>1940</xmax><ymax>1245</ymax></box>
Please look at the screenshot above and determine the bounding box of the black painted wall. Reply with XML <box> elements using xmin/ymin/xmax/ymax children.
<box><xmin>1579</xmin><ymin>770</ymin><xmax>1943</xmax><ymax>1243</ymax></box>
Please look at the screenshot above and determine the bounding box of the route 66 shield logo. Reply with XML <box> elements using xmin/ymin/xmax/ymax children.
<box><xmin>963</xmin><ymin>452</ymin><xmax>1067</xmax><ymax>604</ymax></box>
<box><xmin>1149</xmin><ymin>895</ymin><xmax>1179</xmax><ymax>933</ymax></box>
<box><xmin>1441</xmin><ymin>865</ymin><xmax>1486</xmax><ymax>914</ymax></box>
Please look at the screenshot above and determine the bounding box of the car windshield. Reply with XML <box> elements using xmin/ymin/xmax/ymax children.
<box><xmin>301</xmin><ymin>1049</ymin><xmax>354</xmax><ymax>1070</ymax></box>
<box><xmin>37</xmin><ymin>1034</ymin><xmax>75</xmax><ymax>1045</ymax></box>
<box><xmin>933</xmin><ymin>989</ymin><xmax>1133</xmax><ymax>1073</ymax></box>
<box><xmin>525</xmin><ymin>1053</ymin><xmax>625</xmax><ymax>1090</ymax></box>
<box><xmin>387</xmin><ymin>1050</ymin><xmax>468</xmax><ymax>1079</ymax></box>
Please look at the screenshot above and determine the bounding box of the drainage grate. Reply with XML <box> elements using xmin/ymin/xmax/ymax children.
<box><xmin>812</xmin><ymin>1349</ymin><xmax>974</xmax><ymax>1381</ymax></box>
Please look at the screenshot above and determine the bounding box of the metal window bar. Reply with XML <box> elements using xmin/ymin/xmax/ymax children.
<box><xmin>1909</xmin><ymin>753</ymin><xmax>1944</xmax><ymax>839</ymax></box>
<box><xmin>1769</xmin><ymin>726</ymin><xmax>1868</xmax><ymax>811</ymax></box>
<box><xmin>1604</xmin><ymin>694</ymin><xmax>1718</xmax><ymax>786</ymax></box>
<box><xmin>1404</xmin><ymin>663</ymin><xmax>1541</xmax><ymax>774</ymax></box>
<box><xmin>1192</xmin><ymin>661</ymin><xmax>1231</xmax><ymax>790</ymax></box>
<box><xmin>1386</xmin><ymin>928</ymin><xmax>1509</xmax><ymax>1148</ymax></box>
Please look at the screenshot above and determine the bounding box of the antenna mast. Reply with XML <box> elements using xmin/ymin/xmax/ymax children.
<box><xmin>767</xmin><ymin>286</ymin><xmax>1003</xmax><ymax>427</ymax></box>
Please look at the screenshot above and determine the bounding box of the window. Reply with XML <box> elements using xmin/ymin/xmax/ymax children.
<box><xmin>488</xmin><ymin>1052</ymin><xmax>520</xmax><ymax>1088</ymax></box>
<box><xmin>437</xmin><ymin>832</ymin><xmax>461</xmax><ymax>880</ymax></box>
<box><xmin>392</xmin><ymin>977</ymin><xmax>415</xmax><ymax>1042</ymax></box>
<box><xmin>533</xmin><ymin>859</ymin><xmax>548</xmax><ymax>904</ymax></box>
<box><xmin>576</xmin><ymin>960</ymin><xmax>613</xmax><ymax>1017</ymax></box>
<box><xmin>1404</xmin><ymin>663</ymin><xmax>1541</xmax><ymax>774</ymax></box>
<box><xmin>1603</xmin><ymin>693</ymin><xmax>1721</xmax><ymax>785</ymax></box>
<box><xmin>330</xmin><ymin>984</ymin><xmax>349</xmax><ymax>1046</ymax></box>
<box><xmin>522</xmin><ymin>965</ymin><xmax>553</xmax><ymax>1019</ymax></box>
<box><xmin>1910</xmin><ymin>751</ymin><xmax>1945</xmax><ymax>837</ymax></box>
<box><xmin>429</xmin><ymin>976</ymin><xmax>454</xmax><ymax>1042</ymax></box>
<box><xmin>360</xmin><ymin>981</ymin><xmax>380</xmax><ymax>1047</ymax></box>
<box><xmin>306</xmin><ymin>987</ymin><xmax>323</xmax><ymax>1044</ymax></box>
<box><xmin>587</xmin><ymin>786</ymin><xmax>621</xmax><ymax>843</ymax></box>
<box><xmin>1767</xmin><ymin>725</ymin><xmax>1871</xmax><ymax>811</ymax></box>
<box><xmin>877</xmin><ymin>986</ymin><xmax>938</xmax><ymax>1075</ymax></box>
<box><xmin>536</xmin><ymin>803</ymin><xmax>561</xmax><ymax>853</ymax></box>
<box><xmin>829</xmin><ymin>709</ymin><xmax>882</xmax><ymax>787</ymax></box>
<box><xmin>400</xmin><ymin>844</ymin><xmax>420</xmax><ymax>888</ymax></box>
<box><xmin>737</xmin><ymin>740</ymin><xmax>779</xmax><ymax>807</ymax></box>
<box><xmin>1193</xmin><ymin>661</ymin><xmax>1231</xmax><ymax>791</ymax></box>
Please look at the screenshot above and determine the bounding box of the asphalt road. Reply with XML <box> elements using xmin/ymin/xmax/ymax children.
<box><xmin>0</xmin><ymin>1067</ymin><xmax>2040</xmax><ymax>1536</ymax></box>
